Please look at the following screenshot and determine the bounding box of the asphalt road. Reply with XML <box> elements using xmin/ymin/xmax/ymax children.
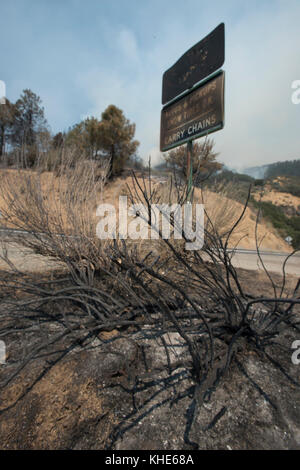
<box><xmin>228</xmin><ymin>248</ymin><xmax>300</xmax><ymax>276</ymax></box>
<box><xmin>0</xmin><ymin>229</ymin><xmax>299</xmax><ymax>275</ymax></box>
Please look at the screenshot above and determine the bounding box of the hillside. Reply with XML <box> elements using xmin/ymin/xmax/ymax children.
<box><xmin>202</xmin><ymin>166</ymin><xmax>300</xmax><ymax>249</ymax></box>
<box><xmin>243</xmin><ymin>158</ymin><xmax>300</xmax><ymax>180</ymax></box>
<box><xmin>252</xmin><ymin>183</ymin><xmax>300</xmax><ymax>217</ymax></box>
<box><xmin>0</xmin><ymin>169</ymin><xmax>292</xmax><ymax>253</ymax></box>
<box><xmin>100</xmin><ymin>174</ymin><xmax>291</xmax><ymax>252</ymax></box>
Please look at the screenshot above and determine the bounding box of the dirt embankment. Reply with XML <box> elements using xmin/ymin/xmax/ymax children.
<box><xmin>253</xmin><ymin>189</ymin><xmax>300</xmax><ymax>217</ymax></box>
<box><xmin>103</xmin><ymin>175</ymin><xmax>292</xmax><ymax>252</ymax></box>
<box><xmin>0</xmin><ymin>168</ymin><xmax>292</xmax><ymax>252</ymax></box>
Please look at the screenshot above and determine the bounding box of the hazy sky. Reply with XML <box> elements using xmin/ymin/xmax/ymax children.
<box><xmin>0</xmin><ymin>0</ymin><xmax>299</xmax><ymax>169</ymax></box>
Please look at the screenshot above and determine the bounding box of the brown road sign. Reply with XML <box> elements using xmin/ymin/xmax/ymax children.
<box><xmin>162</xmin><ymin>23</ymin><xmax>225</xmax><ymax>105</ymax></box>
<box><xmin>160</xmin><ymin>71</ymin><xmax>224</xmax><ymax>152</ymax></box>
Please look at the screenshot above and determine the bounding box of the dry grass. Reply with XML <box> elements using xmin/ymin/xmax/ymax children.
<box><xmin>0</xmin><ymin>154</ymin><xmax>111</xmax><ymax>271</ymax></box>
<box><xmin>0</xmin><ymin>157</ymin><xmax>292</xmax><ymax>275</ymax></box>
<box><xmin>253</xmin><ymin>188</ymin><xmax>300</xmax><ymax>212</ymax></box>
<box><xmin>121</xmin><ymin>176</ymin><xmax>291</xmax><ymax>252</ymax></box>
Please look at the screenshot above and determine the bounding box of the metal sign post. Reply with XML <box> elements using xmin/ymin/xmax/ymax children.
<box><xmin>186</xmin><ymin>140</ymin><xmax>193</xmax><ymax>201</ymax></box>
<box><xmin>160</xmin><ymin>23</ymin><xmax>225</xmax><ymax>201</ymax></box>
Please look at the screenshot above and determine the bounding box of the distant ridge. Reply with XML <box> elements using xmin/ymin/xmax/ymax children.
<box><xmin>242</xmin><ymin>165</ymin><xmax>269</xmax><ymax>179</ymax></box>
<box><xmin>242</xmin><ymin>158</ymin><xmax>300</xmax><ymax>179</ymax></box>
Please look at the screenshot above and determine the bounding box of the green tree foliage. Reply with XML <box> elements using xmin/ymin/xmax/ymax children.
<box><xmin>211</xmin><ymin>169</ymin><xmax>255</xmax><ymax>185</ymax></box>
<box><xmin>11</xmin><ymin>89</ymin><xmax>48</xmax><ymax>166</ymax></box>
<box><xmin>52</xmin><ymin>132</ymin><xmax>65</xmax><ymax>149</ymax></box>
<box><xmin>66</xmin><ymin>105</ymin><xmax>139</xmax><ymax>177</ymax></box>
<box><xmin>2</xmin><ymin>91</ymin><xmax>138</xmax><ymax>176</ymax></box>
<box><xmin>252</xmin><ymin>199</ymin><xmax>300</xmax><ymax>249</ymax></box>
<box><xmin>164</xmin><ymin>139</ymin><xmax>222</xmax><ymax>180</ymax></box>
<box><xmin>66</xmin><ymin>117</ymin><xmax>102</xmax><ymax>159</ymax></box>
<box><xmin>12</xmin><ymin>89</ymin><xmax>47</xmax><ymax>147</ymax></box>
<box><xmin>127</xmin><ymin>154</ymin><xmax>145</xmax><ymax>170</ymax></box>
<box><xmin>98</xmin><ymin>105</ymin><xmax>139</xmax><ymax>177</ymax></box>
<box><xmin>265</xmin><ymin>159</ymin><xmax>300</xmax><ymax>178</ymax></box>
<box><xmin>269</xmin><ymin>175</ymin><xmax>300</xmax><ymax>198</ymax></box>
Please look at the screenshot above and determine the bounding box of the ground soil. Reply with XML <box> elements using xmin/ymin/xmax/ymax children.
<box><xmin>253</xmin><ymin>187</ymin><xmax>300</xmax><ymax>217</ymax></box>
<box><xmin>0</xmin><ymin>268</ymin><xmax>299</xmax><ymax>450</ymax></box>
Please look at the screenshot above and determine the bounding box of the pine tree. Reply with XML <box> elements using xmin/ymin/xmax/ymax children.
<box><xmin>98</xmin><ymin>105</ymin><xmax>139</xmax><ymax>177</ymax></box>
<box><xmin>65</xmin><ymin>106</ymin><xmax>139</xmax><ymax>176</ymax></box>
<box><xmin>66</xmin><ymin>117</ymin><xmax>102</xmax><ymax>159</ymax></box>
<box><xmin>11</xmin><ymin>89</ymin><xmax>48</xmax><ymax>166</ymax></box>
<box><xmin>0</xmin><ymin>99</ymin><xmax>15</xmax><ymax>157</ymax></box>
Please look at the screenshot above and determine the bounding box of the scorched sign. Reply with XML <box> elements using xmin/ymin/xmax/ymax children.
<box><xmin>160</xmin><ymin>70</ymin><xmax>224</xmax><ymax>152</ymax></box>
<box><xmin>162</xmin><ymin>23</ymin><xmax>225</xmax><ymax>105</ymax></box>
